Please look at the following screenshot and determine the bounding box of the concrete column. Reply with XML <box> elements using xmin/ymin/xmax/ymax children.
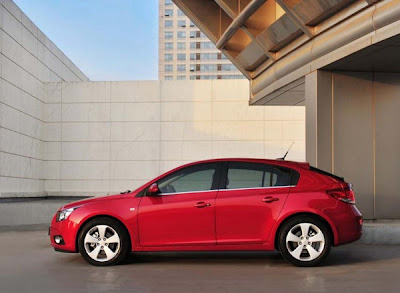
<box><xmin>305</xmin><ymin>71</ymin><xmax>333</xmax><ymax>171</ymax></box>
<box><xmin>305</xmin><ymin>70</ymin><xmax>375</xmax><ymax>219</ymax></box>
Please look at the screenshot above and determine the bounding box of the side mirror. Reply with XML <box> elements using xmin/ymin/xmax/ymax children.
<box><xmin>146</xmin><ymin>183</ymin><xmax>160</xmax><ymax>196</ymax></box>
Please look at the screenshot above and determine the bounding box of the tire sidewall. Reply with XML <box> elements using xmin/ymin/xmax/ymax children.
<box><xmin>279</xmin><ymin>216</ymin><xmax>332</xmax><ymax>267</ymax></box>
<box><xmin>78</xmin><ymin>217</ymin><xmax>130</xmax><ymax>266</ymax></box>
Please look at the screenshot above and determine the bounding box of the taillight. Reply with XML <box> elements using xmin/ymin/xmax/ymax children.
<box><xmin>326</xmin><ymin>185</ymin><xmax>355</xmax><ymax>204</ymax></box>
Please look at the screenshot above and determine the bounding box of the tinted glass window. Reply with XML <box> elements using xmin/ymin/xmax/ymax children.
<box><xmin>158</xmin><ymin>164</ymin><xmax>217</xmax><ymax>194</ymax></box>
<box><xmin>271</xmin><ymin>167</ymin><xmax>292</xmax><ymax>186</ymax></box>
<box><xmin>226</xmin><ymin>162</ymin><xmax>293</xmax><ymax>189</ymax></box>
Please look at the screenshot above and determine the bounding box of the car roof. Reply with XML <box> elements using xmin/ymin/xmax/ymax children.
<box><xmin>180</xmin><ymin>158</ymin><xmax>310</xmax><ymax>170</ymax></box>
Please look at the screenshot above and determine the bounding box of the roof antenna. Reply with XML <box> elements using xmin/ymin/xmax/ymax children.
<box><xmin>277</xmin><ymin>142</ymin><xmax>295</xmax><ymax>161</ymax></box>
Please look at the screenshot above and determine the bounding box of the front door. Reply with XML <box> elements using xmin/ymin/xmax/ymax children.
<box><xmin>216</xmin><ymin>162</ymin><xmax>292</xmax><ymax>245</ymax></box>
<box><xmin>138</xmin><ymin>163</ymin><xmax>220</xmax><ymax>247</ymax></box>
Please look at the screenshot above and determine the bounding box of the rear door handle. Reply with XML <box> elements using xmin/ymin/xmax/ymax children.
<box><xmin>194</xmin><ymin>202</ymin><xmax>211</xmax><ymax>208</ymax></box>
<box><xmin>262</xmin><ymin>196</ymin><xmax>279</xmax><ymax>203</ymax></box>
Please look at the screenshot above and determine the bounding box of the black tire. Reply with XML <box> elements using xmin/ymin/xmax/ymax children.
<box><xmin>78</xmin><ymin>217</ymin><xmax>130</xmax><ymax>266</ymax></box>
<box><xmin>278</xmin><ymin>216</ymin><xmax>331</xmax><ymax>267</ymax></box>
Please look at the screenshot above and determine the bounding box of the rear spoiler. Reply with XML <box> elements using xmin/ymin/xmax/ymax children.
<box><xmin>309</xmin><ymin>166</ymin><xmax>345</xmax><ymax>182</ymax></box>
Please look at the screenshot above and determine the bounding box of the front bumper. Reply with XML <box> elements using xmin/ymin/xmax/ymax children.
<box><xmin>49</xmin><ymin>215</ymin><xmax>79</xmax><ymax>253</ymax></box>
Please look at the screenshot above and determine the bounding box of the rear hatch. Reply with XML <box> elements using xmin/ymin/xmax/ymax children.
<box><xmin>309</xmin><ymin>166</ymin><xmax>355</xmax><ymax>204</ymax></box>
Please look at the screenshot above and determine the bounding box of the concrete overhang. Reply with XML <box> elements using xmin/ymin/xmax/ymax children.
<box><xmin>172</xmin><ymin>0</ymin><xmax>400</xmax><ymax>105</ymax></box>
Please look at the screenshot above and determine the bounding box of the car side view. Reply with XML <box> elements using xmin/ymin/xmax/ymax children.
<box><xmin>49</xmin><ymin>158</ymin><xmax>362</xmax><ymax>267</ymax></box>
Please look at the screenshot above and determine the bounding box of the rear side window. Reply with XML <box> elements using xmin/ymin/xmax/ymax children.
<box><xmin>225</xmin><ymin>162</ymin><xmax>297</xmax><ymax>189</ymax></box>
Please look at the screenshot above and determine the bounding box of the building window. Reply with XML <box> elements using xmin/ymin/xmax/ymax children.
<box><xmin>199</xmin><ymin>64</ymin><xmax>217</xmax><ymax>72</ymax></box>
<box><xmin>165</xmin><ymin>0</ymin><xmax>173</xmax><ymax>5</ymax></box>
<box><xmin>165</xmin><ymin>42</ymin><xmax>173</xmax><ymax>50</ymax></box>
<box><xmin>177</xmin><ymin>20</ymin><xmax>186</xmax><ymax>28</ymax></box>
<box><xmin>178</xmin><ymin>9</ymin><xmax>185</xmax><ymax>16</ymax></box>
<box><xmin>220</xmin><ymin>75</ymin><xmax>246</xmax><ymax>79</ymax></box>
<box><xmin>190</xmin><ymin>41</ymin><xmax>215</xmax><ymax>49</ymax></box>
<box><xmin>221</xmin><ymin>64</ymin><xmax>236</xmax><ymax>71</ymax></box>
<box><xmin>190</xmin><ymin>31</ymin><xmax>196</xmax><ymax>38</ymax></box>
<box><xmin>201</xmin><ymin>42</ymin><xmax>215</xmax><ymax>49</ymax></box>
<box><xmin>164</xmin><ymin>20</ymin><xmax>173</xmax><ymax>28</ymax></box>
<box><xmin>177</xmin><ymin>75</ymin><xmax>186</xmax><ymax>80</ymax></box>
<box><xmin>165</xmin><ymin>9</ymin><xmax>173</xmax><ymax>17</ymax></box>
<box><xmin>200</xmin><ymin>75</ymin><xmax>218</xmax><ymax>80</ymax></box>
<box><xmin>164</xmin><ymin>31</ymin><xmax>173</xmax><ymax>39</ymax></box>
<box><xmin>177</xmin><ymin>53</ymin><xmax>186</xmax><ymax>61</ymax></box>
<box><xmin>177</xmin><ymin>31</ymin><xmax>186</xmax><ymax>39</ymax></box>
<box><xmin>190</xmin><ymin>53</ymin><xmax>218</xmax><ymax>60</ymax></box>
<box><xmin>164</xmin><ymin>54</ymin><xmax>173</xmax><ymax>61</ymax></box>
<box><xmin>190</xmin><ymin>21</ymin><xmax>195</xmax><ymax>27</ymax></box>
<box><xmin>164</xmin><ymin>64</ymin><xmax>173</xmax><ymax>72</ymax></box>
<box><xmin>165</xmin><ymin>75</ymin><xmax>173</xmax><ymax>80</ymax></box>
<box><xmin>177</xmin><ymin>64</ymin><xmax>186</xmax><ymax>72</ymax></box>
<box><xmin>190</xmin><ymin>75</ymin><xmax>196</xmax><ymax>80</ymax></box>
<box><xmin>190</xmin><ymin>64</ymin><xmax>196</xmax><ymax>72</ymax></box>
<box><xmin>177</xmin><ymin>42</ymin><xmax>185</xmax><ymax>50</ymax></box>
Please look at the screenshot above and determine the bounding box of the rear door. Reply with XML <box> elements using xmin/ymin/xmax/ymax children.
<box><xmin>216</xmin><ymin>161</ymin><xmax>293</xmax><ymax>245</ymax></box>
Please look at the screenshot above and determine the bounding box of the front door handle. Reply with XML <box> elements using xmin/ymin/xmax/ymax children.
<box><xmin>194</xmin><ymin>202</ymin><xmax>211</xmax><ymax>208</ymax></box>
<box><xmin>262</xmin><ymin>196</ymin><xmax>279</xmax><ymax>203</ymax></box>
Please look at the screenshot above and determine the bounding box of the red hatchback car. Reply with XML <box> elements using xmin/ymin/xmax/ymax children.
<box><xmin>50</xmin><ymin>158</ymin><xmax>362</xmax><ymax>267</ymax></box>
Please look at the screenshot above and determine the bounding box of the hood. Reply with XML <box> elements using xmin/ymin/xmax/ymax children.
<box><xmin>61</xmin><ymin>194</ymin><xmax>123</xmax><ymax>210</ymax></box>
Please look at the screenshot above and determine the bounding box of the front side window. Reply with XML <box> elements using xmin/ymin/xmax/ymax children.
<box><xmin>158</xmin><ymin>164</ymin><xmax>218</xmax><ymax>194</ymax></box>
<box><xmin>226</xmin><ymin>162</ymin><xmax>293</xmax><ymax>189</ymax></box>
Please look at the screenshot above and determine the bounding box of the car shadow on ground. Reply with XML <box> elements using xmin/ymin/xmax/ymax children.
<box><xmin>117</xmin><ymin>243</ymin><xmax>400</xmax><ymax>267</ymax></box>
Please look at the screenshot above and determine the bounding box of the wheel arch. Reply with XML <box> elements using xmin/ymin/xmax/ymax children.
<box><xmin>75</xmin><ymin>214</ymin><xmax>132</xmax><ymax>253</ymax></box>
<box><xmin>273</xmin><ymin>212</ymin><xmax>336</xmax><ymax>250</ymax></box>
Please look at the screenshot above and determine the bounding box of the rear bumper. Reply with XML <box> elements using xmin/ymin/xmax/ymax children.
<box><xmin>333</xmin><ymin>204</ymin><xmax>363</xmax><ymax>246</ymax></box>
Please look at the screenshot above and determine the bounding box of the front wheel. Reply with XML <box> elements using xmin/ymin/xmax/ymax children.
<box><xmin>278</xmin><ymin>216</ymin><xmax>331</xmax><ymax>267</ymax></box>
<box><xmin>78</xmin><ymin>217</ymin><xmax>130</xmax><ymax>266</ymax></box>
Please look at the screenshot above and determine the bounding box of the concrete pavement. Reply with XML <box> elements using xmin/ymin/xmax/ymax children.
<box><xmin>0</xmin><ymin>228</ymin><xmax>400</xmax><ymax>293</ymax></box>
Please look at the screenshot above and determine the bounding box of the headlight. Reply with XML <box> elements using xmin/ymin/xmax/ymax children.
<box><xmin>56</xmin><ymin>207</ymin><xmax>79</xmax><ymax>222</ymax></box>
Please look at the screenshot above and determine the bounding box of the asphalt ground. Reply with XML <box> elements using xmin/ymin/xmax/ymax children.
<box><xmin>1</xmin><ymin>228</ymin><xmax>399</xmax><ymax>293</ymax></box>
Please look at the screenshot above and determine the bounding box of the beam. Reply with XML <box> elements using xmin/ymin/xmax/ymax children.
<box><xmin>214</xmin><ymin>0</ymin><xmax>237</xmax><ymax>19</ymax></box>
<box><xmin>275</xmin><ymin>0</ymin><xmax>314</xmax><ymax>38</ymax></box>
<box><xmin>216</xmin><ymin>0</ymin><xmax>266</xmax><ymax>49</ymax></box>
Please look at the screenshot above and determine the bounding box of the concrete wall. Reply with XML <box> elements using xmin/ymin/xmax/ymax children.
<box><xmin>44</xmin><ymin>80</ymin><xmax>305</xmax><ymax>196</ymax></box>
<box><xmin>0</xmin><ymin>0</ymin><xmax>88</xmax><ymax>197</ymax></box>
<box><xmin>306</xmin><ymin>70</ymin><xmax>400</xmax><ymax>219</ymax></box>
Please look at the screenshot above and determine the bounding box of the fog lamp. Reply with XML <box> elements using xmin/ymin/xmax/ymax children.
<box><xmin>54</xmin><ymin>235</ymin><xmax>65</xmax><ymax>245</ymax></box>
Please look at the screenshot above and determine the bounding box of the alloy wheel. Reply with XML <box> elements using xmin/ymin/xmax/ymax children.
<box><xmin>285</xmin><ymin>222</ymin><xmax>325</xmax><ymax>261</ymax></box>
<box><xmin>84</xmin><ymin>225</ymin><xmax>121</xmax><ymax>262</ymax></box>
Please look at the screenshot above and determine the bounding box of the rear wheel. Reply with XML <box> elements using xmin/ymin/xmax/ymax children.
<box><xmin>78</xmin><ymin>217</ymin><xmax>130</xmax><ymax>266</ymax></box>
<box><xmin>278</xmin><ymin>216</ymin><xmax>331</xmax><ymax>267</ymax></box>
